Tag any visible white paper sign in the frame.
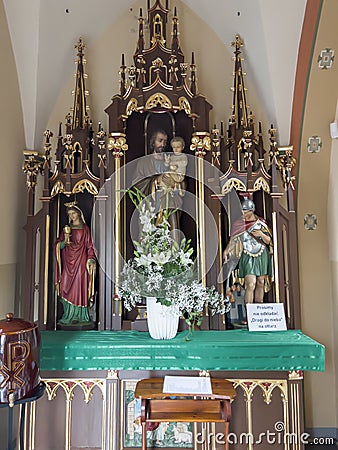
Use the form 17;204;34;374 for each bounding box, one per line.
163;376;212;395
246;303;287;331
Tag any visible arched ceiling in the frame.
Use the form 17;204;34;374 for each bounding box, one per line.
3;0;306;149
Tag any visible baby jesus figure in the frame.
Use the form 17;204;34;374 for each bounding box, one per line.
160;136;187;196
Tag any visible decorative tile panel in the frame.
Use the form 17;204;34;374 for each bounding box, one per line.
304;214;317;231
318;48;334;69
307;136;322;153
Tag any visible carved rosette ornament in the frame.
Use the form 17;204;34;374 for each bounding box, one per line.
107;133;128;158
190;132;211;157
23;151;45;191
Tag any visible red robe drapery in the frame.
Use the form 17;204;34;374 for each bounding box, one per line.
230;215;268;238
55;225;96;307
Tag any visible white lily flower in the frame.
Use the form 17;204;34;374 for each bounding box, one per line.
151;251;171;265
120;191;230;327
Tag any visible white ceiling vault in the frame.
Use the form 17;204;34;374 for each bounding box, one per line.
3;0;306;150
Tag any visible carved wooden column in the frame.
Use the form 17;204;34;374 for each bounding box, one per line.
190;132;211;285
22;151;45;321
23;152;44;216
107;133;128;329
288;370;305;450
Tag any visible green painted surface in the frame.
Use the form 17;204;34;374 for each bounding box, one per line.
40;329;325;372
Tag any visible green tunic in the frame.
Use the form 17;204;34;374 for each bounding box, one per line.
238;245;272;277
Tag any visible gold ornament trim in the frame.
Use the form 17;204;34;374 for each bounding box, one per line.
190;133;211;156
107;134;128;158
230;379;287;404
44;378;105;403
126;98;138;116
73;179;98;195
43;378;107;450
23;151;44;191
221;178;246;194
288;370;303;380
253;176;270;193
114;157;122;303
107;370;119;379
51;180;65;197
146;93;172;110
178;96;191;115
230;379;288;450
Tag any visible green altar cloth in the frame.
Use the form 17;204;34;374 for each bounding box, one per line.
40;329;324;372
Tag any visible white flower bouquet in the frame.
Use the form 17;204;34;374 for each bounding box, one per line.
120;189;230;333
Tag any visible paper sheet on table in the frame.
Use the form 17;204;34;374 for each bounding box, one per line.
163;376;212;395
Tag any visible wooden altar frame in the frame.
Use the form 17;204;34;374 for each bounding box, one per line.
22;1;300;334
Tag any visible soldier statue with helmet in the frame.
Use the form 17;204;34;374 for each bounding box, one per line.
223;197;273;304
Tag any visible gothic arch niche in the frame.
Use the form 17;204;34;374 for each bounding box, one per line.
124;110;195;239
47;191;98;330
104;1;212;330
119;109;198;329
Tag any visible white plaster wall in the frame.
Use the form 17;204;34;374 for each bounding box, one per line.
0;0;26;318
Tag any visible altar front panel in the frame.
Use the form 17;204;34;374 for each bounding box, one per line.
30;370;304;450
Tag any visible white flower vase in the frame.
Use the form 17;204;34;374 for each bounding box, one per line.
146;297;179;340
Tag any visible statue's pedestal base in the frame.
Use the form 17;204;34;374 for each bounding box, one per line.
131;319;148;332
57;321;95;331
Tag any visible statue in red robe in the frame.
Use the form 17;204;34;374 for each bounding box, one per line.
55;204;96;327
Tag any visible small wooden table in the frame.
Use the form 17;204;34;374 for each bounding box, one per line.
135;377;236;450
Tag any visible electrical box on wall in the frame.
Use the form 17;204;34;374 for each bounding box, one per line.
330;121;338;138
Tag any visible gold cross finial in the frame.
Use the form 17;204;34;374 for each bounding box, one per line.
75;37;85;56
231;34;244;50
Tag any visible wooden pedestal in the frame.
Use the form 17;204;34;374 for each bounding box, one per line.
135;378;236;450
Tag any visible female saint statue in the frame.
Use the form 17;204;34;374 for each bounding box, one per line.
54;203;96;328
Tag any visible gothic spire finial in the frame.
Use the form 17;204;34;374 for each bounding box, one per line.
230;34;249;129
71;37;90;130
148;0;168;46
135;8;145;54
190;52;197;95
119;53;127;96
171;7;181;54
